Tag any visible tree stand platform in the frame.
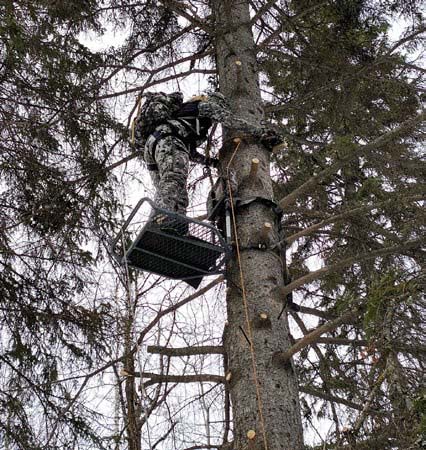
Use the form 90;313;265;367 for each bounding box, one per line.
111;198;229;288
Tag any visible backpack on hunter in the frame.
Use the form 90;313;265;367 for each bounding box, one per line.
132;92;184;144
131;92;216;146
131;93;219;173
176;96;213;143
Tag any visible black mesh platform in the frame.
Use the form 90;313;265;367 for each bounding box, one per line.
111;198;229;288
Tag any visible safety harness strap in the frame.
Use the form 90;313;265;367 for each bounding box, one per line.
236;196;283;219
147;125;204;172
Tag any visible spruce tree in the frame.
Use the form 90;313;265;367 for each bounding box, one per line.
1;1;424;449
1;1;123;447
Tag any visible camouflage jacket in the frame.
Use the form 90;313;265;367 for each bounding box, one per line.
134;92;280;160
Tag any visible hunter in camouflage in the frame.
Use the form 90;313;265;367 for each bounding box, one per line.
134;92;280;216
144;120;191;215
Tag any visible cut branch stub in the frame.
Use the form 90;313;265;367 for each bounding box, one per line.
252;312;272;329
249;158;260;178
241;157;262;189
259;222;272;243
247;430;256;440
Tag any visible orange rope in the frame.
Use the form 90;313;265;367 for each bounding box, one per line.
130;96;143;145
226;140;269;450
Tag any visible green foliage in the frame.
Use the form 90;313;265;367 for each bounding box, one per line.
0;1;124;448
414;392;426;433
267;0;424;290
264;1;424;447
0;0;424;448
363;271;417;338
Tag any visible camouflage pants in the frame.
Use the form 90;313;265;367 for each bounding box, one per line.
144;132;190;215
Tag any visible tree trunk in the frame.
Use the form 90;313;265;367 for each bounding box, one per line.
212;1;304;449
124;301;142;450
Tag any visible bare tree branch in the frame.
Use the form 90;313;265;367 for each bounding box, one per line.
147;345;224;356
311;337;426;355
44;276;224;443
122;370;224;387
299;386;387;416
352;367;388;433
97;68;216;100
387;26;426;56
291;313;343;437
278;239;423;298
285;194;424;245
276;308;359;362
298;305;337;320
159;0;212;33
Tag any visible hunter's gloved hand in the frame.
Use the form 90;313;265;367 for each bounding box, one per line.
207;92;230;109
205;157;220;168
260;128;284;150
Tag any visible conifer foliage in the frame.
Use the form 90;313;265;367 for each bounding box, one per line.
1;1;122;447
0;0;424;449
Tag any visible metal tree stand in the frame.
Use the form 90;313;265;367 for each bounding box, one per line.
111;198;230;288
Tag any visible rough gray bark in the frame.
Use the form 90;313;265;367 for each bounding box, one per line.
212;1;304;449
124;304;142;450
